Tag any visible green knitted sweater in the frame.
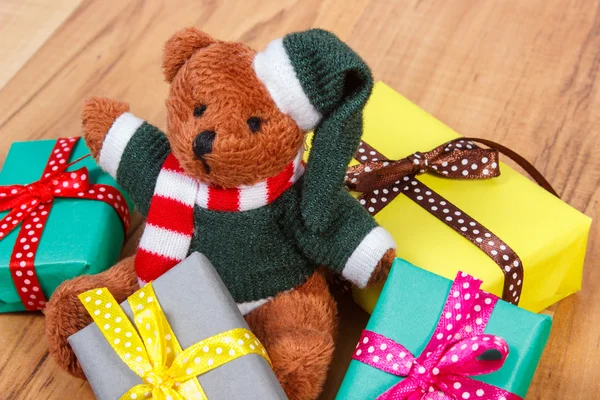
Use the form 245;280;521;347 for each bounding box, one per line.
115;124;383;303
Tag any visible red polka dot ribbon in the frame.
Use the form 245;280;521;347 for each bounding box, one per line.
353;271;522;400
345;138;551;305
0;137;130;311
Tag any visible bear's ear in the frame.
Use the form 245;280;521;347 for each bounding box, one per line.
162;28;217;83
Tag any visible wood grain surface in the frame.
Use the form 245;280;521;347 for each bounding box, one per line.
0;0;598;399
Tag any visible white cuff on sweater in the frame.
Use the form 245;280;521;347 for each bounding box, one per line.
342;227;396;288
237;297;272;316
98;112;144;178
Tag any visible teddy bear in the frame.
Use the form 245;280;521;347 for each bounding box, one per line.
45;27;396;399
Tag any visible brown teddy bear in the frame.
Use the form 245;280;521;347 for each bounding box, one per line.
45;28;396;399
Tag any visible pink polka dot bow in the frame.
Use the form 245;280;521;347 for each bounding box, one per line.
353;272;522;400
0;137;130;311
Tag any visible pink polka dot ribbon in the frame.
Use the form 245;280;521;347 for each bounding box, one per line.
352;271;522;400
345;138;528;305
0;137;130;311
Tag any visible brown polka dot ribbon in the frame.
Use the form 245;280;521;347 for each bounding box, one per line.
345;138;545;305
348;139;501;193
0;137;130;311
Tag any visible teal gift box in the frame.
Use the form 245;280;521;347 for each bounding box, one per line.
336;259;552;399
0;139;132;313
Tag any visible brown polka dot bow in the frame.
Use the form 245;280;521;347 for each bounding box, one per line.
347;139;500;193
345;138;557;306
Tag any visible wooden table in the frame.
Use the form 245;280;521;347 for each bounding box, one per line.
0;0;598;399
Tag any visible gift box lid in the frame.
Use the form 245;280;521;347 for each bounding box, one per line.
68;252;287;400
0;139;132;312
337;258;552;399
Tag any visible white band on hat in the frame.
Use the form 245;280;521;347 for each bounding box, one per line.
253;38;322;131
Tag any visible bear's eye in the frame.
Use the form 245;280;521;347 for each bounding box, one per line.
247;117;261;133
194;105;207;118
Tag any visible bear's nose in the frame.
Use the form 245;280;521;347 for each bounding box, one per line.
193;131;216;159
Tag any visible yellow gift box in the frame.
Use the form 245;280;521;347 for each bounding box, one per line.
337;82;590;313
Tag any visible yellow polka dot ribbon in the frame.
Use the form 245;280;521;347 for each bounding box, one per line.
79;284;271;400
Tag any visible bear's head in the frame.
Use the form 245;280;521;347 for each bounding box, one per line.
163;28;305;188
162;28;373;229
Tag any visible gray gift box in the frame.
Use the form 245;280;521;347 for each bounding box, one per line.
68;252;288;400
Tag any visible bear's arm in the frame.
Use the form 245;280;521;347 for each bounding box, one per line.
292;189;396;288
82;97;171;216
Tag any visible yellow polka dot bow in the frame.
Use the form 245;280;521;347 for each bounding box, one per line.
79;284;271;400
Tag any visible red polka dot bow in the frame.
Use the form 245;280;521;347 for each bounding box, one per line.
346;138;500;193
353;272;522;400
0;137;130;311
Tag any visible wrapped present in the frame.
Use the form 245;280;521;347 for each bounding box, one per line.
68;252;287;400
0;137;131;312
336;258;552;399
347;82;591;313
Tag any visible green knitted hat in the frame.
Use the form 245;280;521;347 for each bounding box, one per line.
253;29;374;232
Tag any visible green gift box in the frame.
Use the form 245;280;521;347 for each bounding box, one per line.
0;138;132;313
336;258;552;399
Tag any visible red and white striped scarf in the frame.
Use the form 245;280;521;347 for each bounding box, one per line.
135;149;305;284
